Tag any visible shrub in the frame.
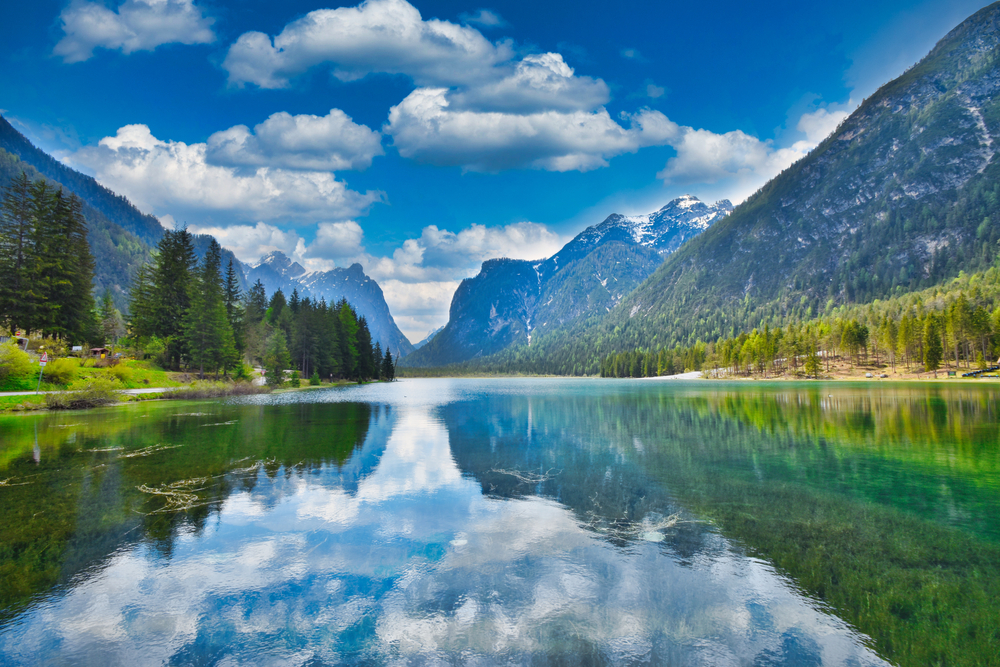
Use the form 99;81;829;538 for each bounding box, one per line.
43;358;78;385
289;371;301;388
0;342;33;383
233;363;255;382
45;376;122;410
310;371;321;386
107;364;132;383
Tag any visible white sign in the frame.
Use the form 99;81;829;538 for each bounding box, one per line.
72;346;82;352
39;352;48;366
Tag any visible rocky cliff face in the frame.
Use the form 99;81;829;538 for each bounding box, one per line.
403;196;730;367
247;251;414;357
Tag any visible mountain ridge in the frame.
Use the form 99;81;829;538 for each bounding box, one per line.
246;251;415;357
403;196;731;367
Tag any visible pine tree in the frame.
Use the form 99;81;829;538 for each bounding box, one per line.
0;172;36;335
58;193;97;342
382;348;394;381
100;289;125;350
264;330;290;386
223;259;244;354
356;316;373;379
153;228;197;367
924;313;943;374
338;299;359;379
127;263;157;341
184;239;236;378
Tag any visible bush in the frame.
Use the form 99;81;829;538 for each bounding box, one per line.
45;376;122;410
0;342;33;383
171;381;271;399
233;363;255;382
43;358;78;385
310;371;321;386
289;371;301;388
107;364;132;383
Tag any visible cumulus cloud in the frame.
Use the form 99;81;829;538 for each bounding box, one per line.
447;53;609;114
458;8;507;28
654;103;856;199
379;280;461;341
195;217;567;339
68;124;382;226
187;222;303;261
54;0;215;63
386;91;676;172
222;0;510;89
369;221;567;282
796;106;850;143
304;221;367;260
206;109;383;172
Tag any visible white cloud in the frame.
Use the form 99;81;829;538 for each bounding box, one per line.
646;83;666;99
206;109;383;172
656;128;811;185
379;280;461;342
654;103;857;202
447;53;609;113
796;106;850;143
304;221;367;260
196;217;568;340
187;222;303;262
222;0;510;89
458;8;507;28
54;0;215;63
386;91;676;172
68;124;383;226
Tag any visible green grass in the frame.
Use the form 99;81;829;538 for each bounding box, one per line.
0;395;46;412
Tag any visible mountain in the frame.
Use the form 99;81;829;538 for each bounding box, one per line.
247;251;414;357
0;116;247;305
413;326;444;350
467;1;1000;375
403;196;731;367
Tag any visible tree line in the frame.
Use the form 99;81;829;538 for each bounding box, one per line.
127;227;395;382
0;172;96;341
600;267;1000;378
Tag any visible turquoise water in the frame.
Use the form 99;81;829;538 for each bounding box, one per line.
1;378;999;665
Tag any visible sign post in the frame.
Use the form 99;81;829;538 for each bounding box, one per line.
36;352;48;394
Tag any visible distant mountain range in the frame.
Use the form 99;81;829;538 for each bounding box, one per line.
247;251;415;357
402;196;732;367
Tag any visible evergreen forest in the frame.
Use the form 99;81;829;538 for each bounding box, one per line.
127;228;397;383
0;172;96;342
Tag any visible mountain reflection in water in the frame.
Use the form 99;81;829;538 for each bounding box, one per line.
3;378;998;665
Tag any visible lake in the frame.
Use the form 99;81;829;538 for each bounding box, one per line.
1;378;998;666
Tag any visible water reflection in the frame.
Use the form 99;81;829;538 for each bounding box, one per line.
3;379;999;665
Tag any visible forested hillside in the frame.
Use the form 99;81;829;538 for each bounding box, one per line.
447;1;1000;375
0;147;150;306
0;117;246;307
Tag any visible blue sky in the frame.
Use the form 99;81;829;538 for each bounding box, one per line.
0;0;988;340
